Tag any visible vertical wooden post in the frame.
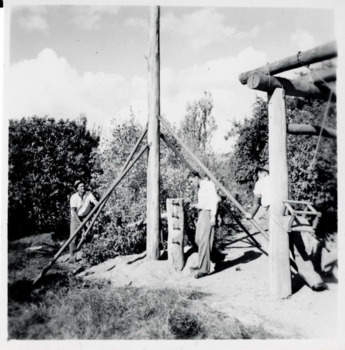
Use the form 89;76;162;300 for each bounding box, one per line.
146;6;160;260
268;88;292;298
167;199;185;270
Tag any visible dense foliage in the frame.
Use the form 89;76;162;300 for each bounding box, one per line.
81;93;227;263
8;116;101;240
227;94;337;232
81;226;146;266
8;83;337;262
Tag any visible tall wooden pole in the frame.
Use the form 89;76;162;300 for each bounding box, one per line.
268;88;292;298
146;6;160;260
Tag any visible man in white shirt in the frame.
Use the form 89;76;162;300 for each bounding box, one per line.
69;179;98;263
188;171;221;279
245;164;327;292
245;164;271;229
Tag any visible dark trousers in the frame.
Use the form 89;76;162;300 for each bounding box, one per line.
255;206;323;287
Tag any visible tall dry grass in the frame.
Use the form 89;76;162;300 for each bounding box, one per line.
8;238;275;339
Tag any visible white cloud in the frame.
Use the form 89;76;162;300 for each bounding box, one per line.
290;29;315;52
7;46;267;154
125;17;147;30
72;6;120;30
17;7;49;32
162;8;260;50
6;48;146;132
160;46;268;152
234;25;261;40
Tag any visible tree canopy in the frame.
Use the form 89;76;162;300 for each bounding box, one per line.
8;116;101;239
227;94;337;232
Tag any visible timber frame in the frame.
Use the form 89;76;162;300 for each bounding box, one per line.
239;41;337;298
33;9;337;299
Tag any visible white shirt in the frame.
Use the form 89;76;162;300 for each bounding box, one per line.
70;191;98;217
196;179;221;218
253;175;271;208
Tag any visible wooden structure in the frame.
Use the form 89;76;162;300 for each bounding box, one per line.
239;41;337;298
146;6;161;261
283;200;321;234
33;11;336;297
238;41;337;85
166;198;185;270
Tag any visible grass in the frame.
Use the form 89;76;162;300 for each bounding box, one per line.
8;235;275;340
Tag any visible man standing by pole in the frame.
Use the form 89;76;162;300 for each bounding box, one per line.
188;171;220;279
245;165;327;292
69;180;98;263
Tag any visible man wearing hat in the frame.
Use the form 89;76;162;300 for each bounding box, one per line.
69;180;98;263
245;164;327;292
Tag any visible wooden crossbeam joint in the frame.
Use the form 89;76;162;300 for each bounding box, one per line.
283;200;321;233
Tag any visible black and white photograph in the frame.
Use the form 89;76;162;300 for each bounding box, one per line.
1;0;344;349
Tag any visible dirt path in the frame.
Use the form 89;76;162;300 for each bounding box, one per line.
71;234;338;339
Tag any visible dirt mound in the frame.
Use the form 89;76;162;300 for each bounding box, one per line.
77;252;191;288
68;237;338;339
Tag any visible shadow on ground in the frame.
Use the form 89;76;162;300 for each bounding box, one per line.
210;250;262;275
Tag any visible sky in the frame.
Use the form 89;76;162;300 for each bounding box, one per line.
5;4;337;153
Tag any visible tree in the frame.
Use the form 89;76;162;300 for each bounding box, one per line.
85;96;223;261
8;116;101;240
227;92;337;233
179;91;217;153
93;113;147;226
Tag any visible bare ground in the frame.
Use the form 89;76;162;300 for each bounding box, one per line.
62;232;339;339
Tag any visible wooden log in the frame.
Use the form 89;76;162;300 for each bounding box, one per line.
323;82;336;96
76;126;148;250
247;72;334;101
305;67;336;84
160;122;306;279
167;198;185;270
32;144;149;286
268;88;292;298
146;6;161;261
239;41;337;84
160;133;193;171
160;132;266;251
159;116;268;240
228;232;261;246
287;124;336;139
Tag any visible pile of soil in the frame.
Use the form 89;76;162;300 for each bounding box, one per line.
65;232;338;339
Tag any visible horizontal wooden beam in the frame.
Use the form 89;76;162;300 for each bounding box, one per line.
322;82;336;96
306;67;336;84
247;72;334;101
287;124;336;139
239;41;337;85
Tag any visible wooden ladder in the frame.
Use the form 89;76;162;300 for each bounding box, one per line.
283;200;322;233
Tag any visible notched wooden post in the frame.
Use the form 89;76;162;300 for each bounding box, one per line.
167;198;185;271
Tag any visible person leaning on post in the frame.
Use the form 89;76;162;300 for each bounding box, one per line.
245;164;328;292
69;179;98;263
187;170;221;279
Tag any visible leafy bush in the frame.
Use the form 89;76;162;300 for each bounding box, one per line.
8;116;101;240
91;94;225;254
227;92;337;233
82;226;146;266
